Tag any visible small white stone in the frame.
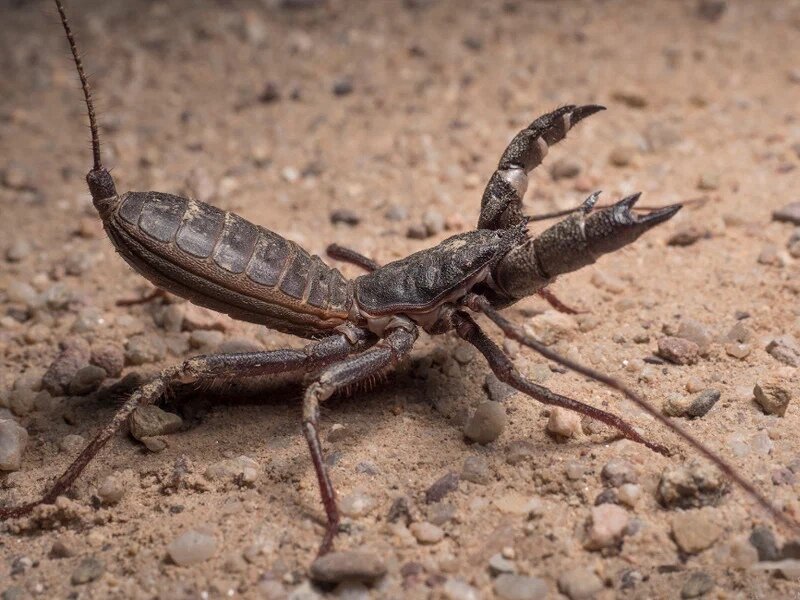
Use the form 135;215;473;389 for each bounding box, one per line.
339;491;376;517
97;474;126;505
410;521;444;544
0;419;28;471
617;483;641;507
547;407;583;438
167;529;217;566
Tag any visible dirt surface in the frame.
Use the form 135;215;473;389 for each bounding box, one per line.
2;0;800;598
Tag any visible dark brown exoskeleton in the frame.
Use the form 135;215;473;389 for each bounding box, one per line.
4;0;798;556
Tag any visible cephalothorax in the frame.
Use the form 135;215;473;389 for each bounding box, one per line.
3;0;797;559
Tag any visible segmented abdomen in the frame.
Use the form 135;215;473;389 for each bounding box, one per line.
105;191;352;337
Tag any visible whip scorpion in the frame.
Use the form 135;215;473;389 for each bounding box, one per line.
2;0;798;558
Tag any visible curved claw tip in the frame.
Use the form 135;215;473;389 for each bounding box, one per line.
618;192;643;210
572;104;606;124
582;191;602;211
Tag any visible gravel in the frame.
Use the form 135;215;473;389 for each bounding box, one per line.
753;377;792;416
410;521;444;544
671;508;722;554
664;389;721;418
658;461;727;508
668;225;708;247
339;490;376;517
309;550;386;583
90;342;125;378
766;335;800;367
96;474;126;504
70;556;105;585
676;319;713;354
68;365;107;396
205;455;260;485
601;458;639;487
167;529;217;566
42;336;91;396
749;525;780;561
657;336;700;365
330;208;360;226
461;455;491;484
493;574;548;600
773;201;800;225
557;567;604;600
681;571;715;598
0;419;28;470
129;405;183;440
125;334;167;366
425;471;460;503
546;407;583;438
584;503;629;550
463;401;506;444
550;158;581;180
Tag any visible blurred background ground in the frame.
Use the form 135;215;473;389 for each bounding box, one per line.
1;0;800;598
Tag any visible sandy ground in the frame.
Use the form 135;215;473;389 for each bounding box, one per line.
2;0;800;598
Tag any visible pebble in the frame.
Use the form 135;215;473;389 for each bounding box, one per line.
407;223;429;239
613;89;648;108
773;202;800;225
442;578;480;600
0;419;28;470
677;319;713;354
184;167;216;203
426;471;460;503
618;483;641;507
309;550;386;583
696;0;726;21
696;173;719;191
70;556;105;585
547;407;582;438
766;335;800;367
505;440;535;465
181;304;228;331
601;459;639;487
9;389;35;416
464;401;506;444
167;529;217;566
494;493;543;517
97;474;126;504
5;239;32;262
657;336;700;365
410;521;444;544
485;373;517;402
125;334;166;366
671;508;722;554
668;225;708;247
724;342;750;359
330;209;360;226
205;455;260;485
749;525;779;561
90;342;125;378
339;491;376;517
585;504;629;549
6;281;38;306
428;502;456;526
493;574;548;600
557;567;604;600
59;434;86;453
422;209;445;236
50;540;76;559
757;244;784;266
332;78;354;96
681;571;714;598
189;329;224;350
664;389;720;418
384;204;408;221
68;365;107;396
129;405;183;441
753;377;791;416
658;462;726;508
608;146;634;167
550;158;581;180
461;455;491;484
488;553;516;575
42;336;91;396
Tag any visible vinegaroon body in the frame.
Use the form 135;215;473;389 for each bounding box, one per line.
3;0;798;560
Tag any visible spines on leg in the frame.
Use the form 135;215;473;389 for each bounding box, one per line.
478;105;605;231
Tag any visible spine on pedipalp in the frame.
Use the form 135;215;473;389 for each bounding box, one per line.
99;191;352;336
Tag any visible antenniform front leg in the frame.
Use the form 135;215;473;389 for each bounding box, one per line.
478;105;605;231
